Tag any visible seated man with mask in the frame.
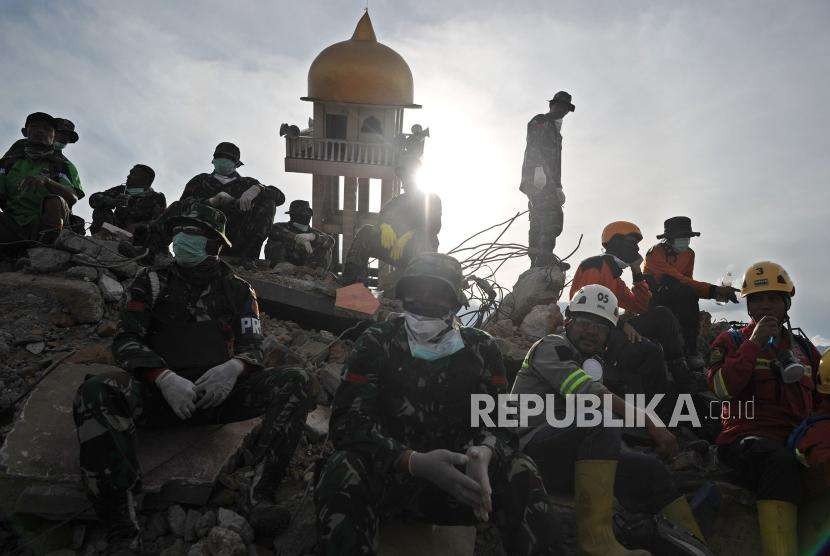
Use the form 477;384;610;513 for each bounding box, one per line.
315;253;563;554
571;221;691;396
88;164;166;236
0;112;83;250
73;202;315;553
512;284;707;555
264;200;334;271
178;142;285;267
644;216;738;372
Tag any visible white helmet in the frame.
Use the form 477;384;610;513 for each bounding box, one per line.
567;284;619;326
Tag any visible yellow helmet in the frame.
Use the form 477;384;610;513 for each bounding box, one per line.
819;352;830;395
740;261;795;298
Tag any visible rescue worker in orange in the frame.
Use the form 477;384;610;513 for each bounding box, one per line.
570;221;691;397
644;216;738;371
707;261;820;555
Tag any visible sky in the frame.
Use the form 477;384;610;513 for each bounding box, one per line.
2;0;829;343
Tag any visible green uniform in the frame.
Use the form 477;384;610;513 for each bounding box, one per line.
0;152;82;227
314;317;562;554
88;185;166;234
264;221;334;270
73;261;315;508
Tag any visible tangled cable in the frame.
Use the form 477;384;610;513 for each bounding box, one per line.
448;210;583;327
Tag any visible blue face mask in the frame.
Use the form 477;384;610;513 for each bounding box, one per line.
171;232;209;266
409;334;466;361
672;237;691;251
126;188;145;196
212;157;236;176
53;141;66;151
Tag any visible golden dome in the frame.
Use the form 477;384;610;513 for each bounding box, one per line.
305;12;419;108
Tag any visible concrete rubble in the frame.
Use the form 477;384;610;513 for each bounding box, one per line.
0;240;766;554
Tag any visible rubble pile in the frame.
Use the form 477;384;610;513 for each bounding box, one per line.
0;239;768;555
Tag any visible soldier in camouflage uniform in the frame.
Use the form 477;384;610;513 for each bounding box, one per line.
88;164;166;235
520;91;573;268
315;253;563;555
340;165;441;286
512;284;706;554
178;142;285;266
264;200;334;270
73;203;314;552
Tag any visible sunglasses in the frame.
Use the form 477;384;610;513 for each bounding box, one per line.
571;316;612;333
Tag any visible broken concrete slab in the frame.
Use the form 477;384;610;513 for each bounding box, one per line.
498;266;565;325
0;363;261;519
247;276;374;333
64;266;99;281
56;230;139;279
27;247;72;273
98;274;124;303
335;283;380;316
0;272;103;324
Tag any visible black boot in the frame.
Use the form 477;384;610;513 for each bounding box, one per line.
96;490;140;555
339;262;365;286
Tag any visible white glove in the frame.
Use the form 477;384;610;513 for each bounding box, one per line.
410;449;484;509
194;358;245;409
208;191;235;207
238;184;262;212
155;370;197;420
294;232;316;254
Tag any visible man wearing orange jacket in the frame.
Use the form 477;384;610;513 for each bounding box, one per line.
570;221;691;396
644;216;738;370
707;261;820;555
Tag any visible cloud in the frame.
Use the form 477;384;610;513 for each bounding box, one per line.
2;0;829;340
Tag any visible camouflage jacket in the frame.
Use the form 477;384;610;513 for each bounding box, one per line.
113;261;264;380
331;317;513;477
264;221;334;269
89;185;166;227
181;172;285;207
519;113;562;194
379;190;442;237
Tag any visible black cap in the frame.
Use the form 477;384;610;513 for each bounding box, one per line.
549;91;575;112
286;199;312;215
213;142;243;166
23;112;58;130
54;118;79;143
657;216;701;239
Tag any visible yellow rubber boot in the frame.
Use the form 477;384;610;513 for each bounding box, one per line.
756;500;798;556
660;496;706;543
574;460;651;556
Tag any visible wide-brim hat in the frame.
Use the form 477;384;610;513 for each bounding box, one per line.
657;216;701;239
169;202;233;248
286;200;312;215
549;91;575;112
54;118;79;143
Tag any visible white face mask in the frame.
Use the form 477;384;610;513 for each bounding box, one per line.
610;255;629;269
554;118;563;132
672;237;691;251
402;311;465;361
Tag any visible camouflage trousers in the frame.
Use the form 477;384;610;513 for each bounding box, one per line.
342;225;438;284
222;195;278;260
314;450;562;555
526;187;564;267
72;367;313;508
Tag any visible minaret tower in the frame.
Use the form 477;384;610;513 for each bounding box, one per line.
283;11;423;267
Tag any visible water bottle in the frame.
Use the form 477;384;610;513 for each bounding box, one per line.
715;269;734;306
